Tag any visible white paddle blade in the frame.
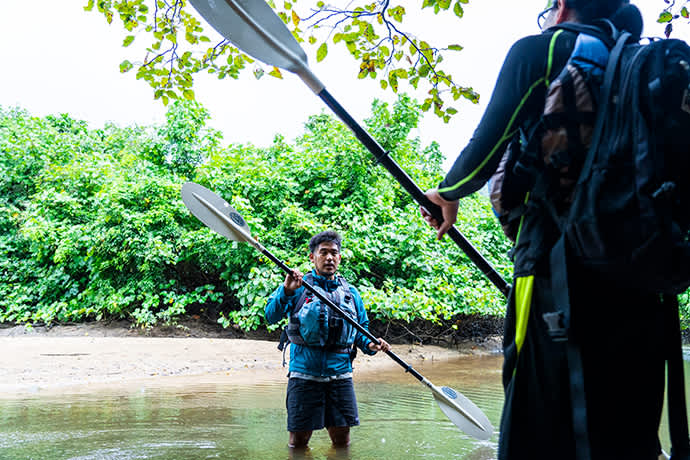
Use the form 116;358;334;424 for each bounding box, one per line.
432;385;493;440
188;0;324;93
188;0;309;71
181;182;252;243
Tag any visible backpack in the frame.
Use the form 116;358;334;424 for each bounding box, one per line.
552;26;690;294
490;22;690;293
277;273;358;356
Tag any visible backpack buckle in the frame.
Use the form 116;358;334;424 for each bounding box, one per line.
543;312;568;342
652;181;677;201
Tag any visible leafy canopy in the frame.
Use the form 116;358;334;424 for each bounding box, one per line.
85;0;478;122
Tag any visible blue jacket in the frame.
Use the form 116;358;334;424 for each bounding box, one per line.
265;270;376;377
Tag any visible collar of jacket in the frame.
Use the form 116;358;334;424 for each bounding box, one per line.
310;269;341;291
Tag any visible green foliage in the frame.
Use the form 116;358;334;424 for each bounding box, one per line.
84;0;478;122
0;96;514;330
147;99;221;177
656;0;690;37
84;1;690;120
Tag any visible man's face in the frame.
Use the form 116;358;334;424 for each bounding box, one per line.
309;241;341;279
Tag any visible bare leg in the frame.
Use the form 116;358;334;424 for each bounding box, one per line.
289;430;313;449
326;426;350;447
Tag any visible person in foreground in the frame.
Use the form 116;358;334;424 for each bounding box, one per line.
421;1;675;459
265;230;390;449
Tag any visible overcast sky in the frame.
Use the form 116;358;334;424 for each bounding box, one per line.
1;1;683;169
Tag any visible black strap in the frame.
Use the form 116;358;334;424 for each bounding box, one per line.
554;21;618;48
574;31;630;189
549;235;591;460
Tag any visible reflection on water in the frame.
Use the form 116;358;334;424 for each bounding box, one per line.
0;354;504;460
0;350;686;459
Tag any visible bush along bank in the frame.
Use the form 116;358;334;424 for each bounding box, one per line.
6;97;663;335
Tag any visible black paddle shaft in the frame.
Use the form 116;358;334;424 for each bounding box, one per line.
258;244;426;382
318;89;511;297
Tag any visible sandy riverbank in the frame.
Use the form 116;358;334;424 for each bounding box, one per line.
0;322;502;397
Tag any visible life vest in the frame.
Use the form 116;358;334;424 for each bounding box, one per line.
284;273;358;353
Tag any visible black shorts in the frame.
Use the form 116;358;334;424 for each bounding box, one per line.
286;377;360;432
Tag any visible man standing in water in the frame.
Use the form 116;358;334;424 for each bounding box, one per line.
421;1;680;459
265;230;390;449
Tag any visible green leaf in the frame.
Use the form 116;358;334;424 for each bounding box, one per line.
658;11;673;23
393;68;408;79
123;35;135;47
682;7;689;19
388;73;399;92
447;44;463;52
119;60;133;73
316;42;328;62
453;1;464;18
83;0;94;11
388;6;405;22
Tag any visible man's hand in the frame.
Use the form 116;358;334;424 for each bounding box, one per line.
283;269;303;296
368;338;391;353
420;189;459;240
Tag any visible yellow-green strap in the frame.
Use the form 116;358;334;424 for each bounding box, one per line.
545;29;563;86
514;275;535;354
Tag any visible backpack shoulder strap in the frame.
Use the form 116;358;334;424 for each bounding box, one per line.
574;30;630;190
336;275;351;294
336;275;355;305
553;21;618;48
293;272;315;314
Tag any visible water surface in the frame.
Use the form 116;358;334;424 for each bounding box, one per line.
1;350;687;459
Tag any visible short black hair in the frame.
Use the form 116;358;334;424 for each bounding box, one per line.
564;0;642;39
309;230;342;253
565;0;624;23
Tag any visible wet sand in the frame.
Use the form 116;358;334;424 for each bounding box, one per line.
0;325;502;396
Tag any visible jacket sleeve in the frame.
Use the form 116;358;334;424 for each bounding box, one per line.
351;286;376;355
438;32;563;200
265;285;303;325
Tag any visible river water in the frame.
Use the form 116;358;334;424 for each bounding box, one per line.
0;351;686;459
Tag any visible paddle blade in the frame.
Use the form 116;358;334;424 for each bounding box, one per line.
433;385;493;440
181;182;252;243
188;0;307;74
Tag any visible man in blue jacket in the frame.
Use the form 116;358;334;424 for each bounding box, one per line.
265;230;390;449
